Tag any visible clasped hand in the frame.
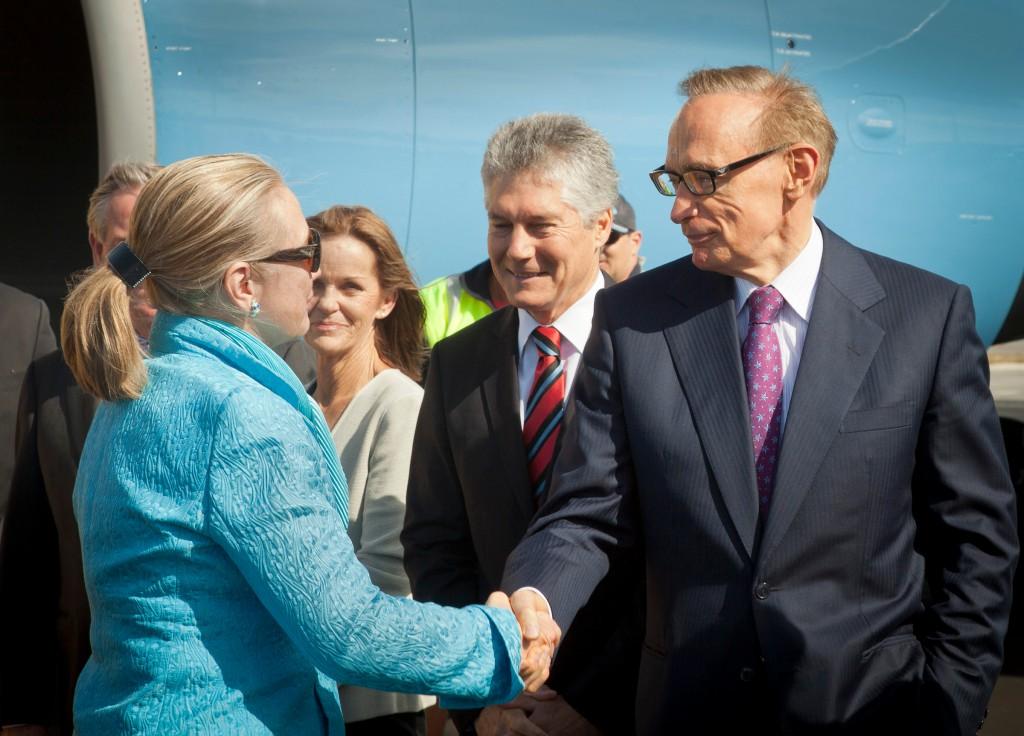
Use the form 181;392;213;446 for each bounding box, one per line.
486;589;560;692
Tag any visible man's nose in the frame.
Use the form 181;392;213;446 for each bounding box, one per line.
670;189;699;224
506;226;536;259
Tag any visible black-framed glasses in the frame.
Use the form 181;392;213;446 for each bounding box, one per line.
649;144;791;197
254;228;321;272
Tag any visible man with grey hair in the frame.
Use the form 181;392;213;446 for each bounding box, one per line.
404;113;640;736
85;162;161;344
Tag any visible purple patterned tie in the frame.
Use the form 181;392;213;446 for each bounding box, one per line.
742;285;785;511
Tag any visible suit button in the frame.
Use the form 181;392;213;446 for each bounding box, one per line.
754;581;770;600
739;666;756;682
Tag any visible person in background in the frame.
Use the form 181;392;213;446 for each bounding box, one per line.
60;153;541;735
0;161;157;736
599;194;644;283
420;261;507;348
404;113;640;736
83;162;162;348
305;205;434;736
0;283;56;533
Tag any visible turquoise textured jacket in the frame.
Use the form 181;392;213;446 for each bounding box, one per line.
72;314;522;734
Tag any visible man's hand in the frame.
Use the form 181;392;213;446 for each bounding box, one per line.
509;588;560;692
475;693;552;736
523;688;602;736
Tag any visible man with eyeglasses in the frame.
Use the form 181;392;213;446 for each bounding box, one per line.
502;65;1016;734
599;194;644;284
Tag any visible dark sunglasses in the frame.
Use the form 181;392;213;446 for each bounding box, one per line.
254;228;321;272
605;229;630;246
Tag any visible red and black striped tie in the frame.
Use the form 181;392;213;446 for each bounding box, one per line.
523;326;565;499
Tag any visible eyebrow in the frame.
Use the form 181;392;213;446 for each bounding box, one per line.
668;158;717;172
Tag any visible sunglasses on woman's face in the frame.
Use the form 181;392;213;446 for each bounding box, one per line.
254;228;321;273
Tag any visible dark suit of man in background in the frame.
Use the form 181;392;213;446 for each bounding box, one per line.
503;65;1017;735
0;162;160;736
403;113;640;736
0;283;57;532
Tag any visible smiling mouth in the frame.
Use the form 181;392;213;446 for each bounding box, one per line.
507;269;547;281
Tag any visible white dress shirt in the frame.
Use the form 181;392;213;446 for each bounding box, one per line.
516;272;604;426
733;220;824;430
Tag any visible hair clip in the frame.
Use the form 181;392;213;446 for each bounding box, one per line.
107;242;151;288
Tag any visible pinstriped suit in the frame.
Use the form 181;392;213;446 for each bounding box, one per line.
503;222;1018;735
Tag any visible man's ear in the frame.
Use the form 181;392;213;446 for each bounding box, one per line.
593;207;613;250
785;144;820;200
88;232;104;267
222;261;257;313
629;230;643;257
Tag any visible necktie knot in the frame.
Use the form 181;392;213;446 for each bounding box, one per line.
532;325;562;357
748;285;785;325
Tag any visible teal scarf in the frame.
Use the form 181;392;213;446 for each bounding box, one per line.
162;314;349;528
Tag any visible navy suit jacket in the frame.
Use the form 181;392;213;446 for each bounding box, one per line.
503;223;1017;735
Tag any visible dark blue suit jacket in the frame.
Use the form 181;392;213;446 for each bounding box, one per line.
503;223;1017;735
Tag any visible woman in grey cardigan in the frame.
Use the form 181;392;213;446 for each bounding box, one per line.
305;205;432;736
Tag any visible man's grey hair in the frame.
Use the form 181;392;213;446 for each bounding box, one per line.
481;113;618;224
86;161;162;239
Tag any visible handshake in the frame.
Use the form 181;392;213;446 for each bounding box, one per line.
482;590;600;735
486;589;560;691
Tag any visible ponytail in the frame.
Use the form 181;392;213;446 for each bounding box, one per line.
62;267;146;401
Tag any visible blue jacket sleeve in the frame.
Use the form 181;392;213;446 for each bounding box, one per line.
204;388;523;706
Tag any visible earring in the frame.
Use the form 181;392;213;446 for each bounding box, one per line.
249;300;261;317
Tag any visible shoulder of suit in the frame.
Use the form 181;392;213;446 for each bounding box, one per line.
826;229;960;298
0;281;47;312
431;304;515;358
598;257;695;305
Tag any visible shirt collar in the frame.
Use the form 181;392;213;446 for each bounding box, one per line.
733;219;823;322
518;271;604;358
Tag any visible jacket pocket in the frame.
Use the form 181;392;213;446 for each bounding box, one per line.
861;630;920;661
840;402;914;433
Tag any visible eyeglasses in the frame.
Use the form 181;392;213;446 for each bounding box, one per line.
649;144;790;197
254;228;321;272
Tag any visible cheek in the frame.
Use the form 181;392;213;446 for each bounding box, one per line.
487;236;507;261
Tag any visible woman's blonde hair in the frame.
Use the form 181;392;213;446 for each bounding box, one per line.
63;153;285;401
306;205;426;382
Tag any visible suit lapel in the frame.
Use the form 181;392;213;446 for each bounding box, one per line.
479;308;537;523
663;265;759;559
760;226;886;558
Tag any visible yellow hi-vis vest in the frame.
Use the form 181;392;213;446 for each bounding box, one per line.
420;261;495;347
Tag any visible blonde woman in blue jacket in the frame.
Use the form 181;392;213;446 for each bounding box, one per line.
60;154;547;735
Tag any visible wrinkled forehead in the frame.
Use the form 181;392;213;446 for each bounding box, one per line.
667;93;765;167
